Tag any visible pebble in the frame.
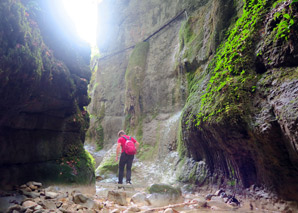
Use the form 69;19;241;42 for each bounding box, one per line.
22;200;37;208
45;191;59;199
1;181;295;212
164;208;174;213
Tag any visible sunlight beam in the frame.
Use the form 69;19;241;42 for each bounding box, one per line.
62;0;99;46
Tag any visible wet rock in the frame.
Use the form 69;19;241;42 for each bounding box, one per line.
146;184;183;206
20;184;27;189
73;193;88;204
226;195;240;206
205;194;215;200
96;175;103;181
34;204;43;210
107;190;127;206
43;200;57;210
22;200;38;208
146;192;183;207
131;192;150;206
20;190;40;199
191;198;208;208
72;192;101;209
45;191;59;199
6;204;25;213
0;194;26;212
215;189;224;196
34;210;46;213
26;181;42;191
164;208;174;213
125;206;141;212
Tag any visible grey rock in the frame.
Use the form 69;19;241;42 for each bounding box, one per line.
43;200;57;210
107;190;127;206
72;193;100;209
164;208;174;213
131;192;150;206
22;200;37;209
20;190;40;199
6;204;25;213
146;184;183;207
125;206;141;212
0;195;26;212
45;191;59;199
73;193;88;204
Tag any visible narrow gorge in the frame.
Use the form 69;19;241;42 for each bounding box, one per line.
0;0;298;212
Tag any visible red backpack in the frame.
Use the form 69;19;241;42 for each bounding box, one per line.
122;136;136;155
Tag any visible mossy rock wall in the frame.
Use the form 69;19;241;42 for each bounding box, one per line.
178;0;298;200
0;0;93;188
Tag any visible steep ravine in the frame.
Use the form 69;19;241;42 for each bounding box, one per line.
88;0;298;206
0;0;94;188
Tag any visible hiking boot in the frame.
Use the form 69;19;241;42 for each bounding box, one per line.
118;182;123;189
126;181;132;185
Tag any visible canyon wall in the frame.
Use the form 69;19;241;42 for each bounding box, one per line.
0;0;94;188
89;0;298;200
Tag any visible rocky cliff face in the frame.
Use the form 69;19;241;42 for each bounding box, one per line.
89;0;298;200
0;0;94;188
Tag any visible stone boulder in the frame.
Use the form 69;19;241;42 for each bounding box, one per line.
72;192;100;209
131;192;150;206
146;184;183;207
107;190;127;206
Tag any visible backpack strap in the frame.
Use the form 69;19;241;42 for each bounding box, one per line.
122;136;128;140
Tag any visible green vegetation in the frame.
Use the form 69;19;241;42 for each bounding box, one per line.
177;119;187;158
94;103;105;150
179;15;204;63
96;153;118;175
147;183;181;195
124;41;149;130
272;0;297;41
180;0;296;126
194;0;270;125
58;144;95;184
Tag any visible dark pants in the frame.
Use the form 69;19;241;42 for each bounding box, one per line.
118;152;134;184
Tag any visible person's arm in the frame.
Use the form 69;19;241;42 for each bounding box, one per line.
116;143;121;161
135;141;139;151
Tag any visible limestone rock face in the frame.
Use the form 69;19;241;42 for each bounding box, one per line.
0;0;93;188
89;0;298;201
88;0;232;167
178;0;298;201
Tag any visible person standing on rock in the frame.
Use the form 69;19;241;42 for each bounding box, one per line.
116;130;139;185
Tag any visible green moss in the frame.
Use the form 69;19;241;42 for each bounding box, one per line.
188;163;197;183
95;124;104;151
271;1;297;41
179;18;204;62
84;150;96;170
191;0;282;126
125;41;149;129
56;144;95;184
96;153;118;175
177;119;187;158
147;183;181;195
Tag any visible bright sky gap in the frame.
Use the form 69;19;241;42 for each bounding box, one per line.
62;0;99;46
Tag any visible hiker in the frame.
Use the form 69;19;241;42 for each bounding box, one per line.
115;130;139;184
